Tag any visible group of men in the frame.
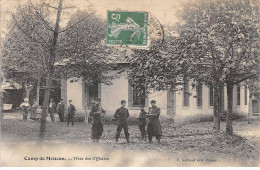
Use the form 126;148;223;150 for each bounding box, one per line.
20;98;76;126
48;99;76;126
90;98;162;144
21;97;162;144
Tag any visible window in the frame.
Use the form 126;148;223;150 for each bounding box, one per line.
244;86;248;105
132;88;146;107
183;80;189;107
237;86;241;105
197;84;203;107
128;81;148;107
209;86;214;106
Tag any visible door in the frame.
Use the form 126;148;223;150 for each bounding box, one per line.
87;82;99;109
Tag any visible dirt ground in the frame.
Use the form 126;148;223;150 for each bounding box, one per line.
1;112;260;167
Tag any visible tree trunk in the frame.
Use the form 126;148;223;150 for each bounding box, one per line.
39;0;63;142
84;104;88;124
36;78;40;105
212;86;220;143
39;72;54;141
213;86;220;131
226;83;233;135
0;37;3;166
218;85;224;127
248;92;253;124
25;87;30;99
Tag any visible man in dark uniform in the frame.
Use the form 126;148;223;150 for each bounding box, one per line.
49;98;56;122
138;105;147;140
114;100;130;143
90;98;106;143
146;100;162;143
57;99;65;122
67;100;76;126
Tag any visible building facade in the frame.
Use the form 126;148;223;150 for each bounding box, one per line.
60;66;253;119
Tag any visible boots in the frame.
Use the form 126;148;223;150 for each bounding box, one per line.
126;138;130;143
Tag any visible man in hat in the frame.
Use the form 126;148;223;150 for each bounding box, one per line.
146;100;162;143
57;99;65;122
49;98;56;122
90;98;106;143
67;100;76;126
114;100;130;143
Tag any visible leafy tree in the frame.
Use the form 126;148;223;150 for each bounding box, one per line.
57;10;119;85
126;31;186;102
56;10;121;123
2;13;49;100
175;0;260;135
1;0;74;141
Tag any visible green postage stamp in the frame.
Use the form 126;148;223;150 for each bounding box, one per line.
106;11;149;47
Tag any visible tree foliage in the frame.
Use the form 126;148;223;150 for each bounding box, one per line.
1;1;52;98
57;10;120;85
175;0;260;134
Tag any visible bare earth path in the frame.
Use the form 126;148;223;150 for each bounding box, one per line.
1;112;260;166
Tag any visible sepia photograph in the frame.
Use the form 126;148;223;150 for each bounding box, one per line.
0;0;260;167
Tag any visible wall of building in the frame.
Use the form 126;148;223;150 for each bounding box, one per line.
101;71;129;115
65;71;250;118
67;77;83;112
174;84;213;119
100;70;168;116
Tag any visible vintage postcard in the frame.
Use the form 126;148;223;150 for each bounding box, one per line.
0;0;260;167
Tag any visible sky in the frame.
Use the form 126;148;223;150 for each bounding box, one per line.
0;0;191;38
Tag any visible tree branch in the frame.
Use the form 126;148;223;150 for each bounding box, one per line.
17;9;51;48
40;0;58;10
234;73;259;84
12;14;49;49
29;0;55;32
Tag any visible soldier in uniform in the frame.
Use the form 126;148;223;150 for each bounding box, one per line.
49;98;56;122
114;100;130;143
90;98;106;143
146;100;162;143
57;99;65;122
67;100;76;126
138;105;147;140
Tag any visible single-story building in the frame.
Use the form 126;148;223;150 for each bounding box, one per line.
59;63;252;119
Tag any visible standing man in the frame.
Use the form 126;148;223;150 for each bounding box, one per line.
20;98;30;121
146;100;162;143
67;100;76;126
49;98;56;122
30;99;38;121
138;105;147;140
114;100;130;143
90;98;106;143
57;99;65;122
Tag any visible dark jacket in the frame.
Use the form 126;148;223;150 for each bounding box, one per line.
68;104;76;114
138;110;147;126
114;107;129;125
57;102;65;113
90;104;106;124
146;106;162;136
